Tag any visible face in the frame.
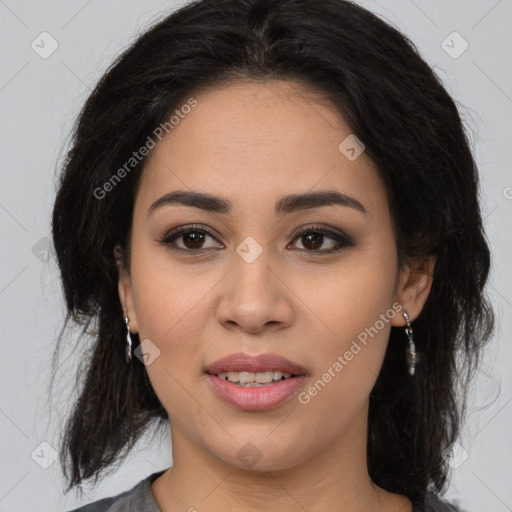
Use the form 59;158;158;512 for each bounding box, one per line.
117;79;433;472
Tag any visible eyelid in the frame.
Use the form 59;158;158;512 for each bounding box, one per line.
288;223;351;243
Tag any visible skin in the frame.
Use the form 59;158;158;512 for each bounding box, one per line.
116;79;434;512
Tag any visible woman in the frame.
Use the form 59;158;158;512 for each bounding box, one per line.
51;0;495;511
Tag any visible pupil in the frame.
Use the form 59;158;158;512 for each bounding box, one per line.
184;232;204;249
303;233;322;250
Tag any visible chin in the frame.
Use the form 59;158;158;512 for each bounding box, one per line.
208;434;310;473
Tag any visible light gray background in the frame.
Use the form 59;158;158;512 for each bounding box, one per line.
0;1;511;511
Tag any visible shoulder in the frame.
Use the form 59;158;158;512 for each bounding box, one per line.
66;470;166;512
420;490;466;512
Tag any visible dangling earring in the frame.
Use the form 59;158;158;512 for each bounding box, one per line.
124;313;132;365
403;311;419;376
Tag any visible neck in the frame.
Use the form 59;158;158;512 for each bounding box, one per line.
151;407;412;512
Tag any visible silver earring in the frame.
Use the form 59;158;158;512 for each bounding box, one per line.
403;311;419;376
124;315;132;364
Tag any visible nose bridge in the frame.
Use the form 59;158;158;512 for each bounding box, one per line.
232;234;277;301
216;233;293;332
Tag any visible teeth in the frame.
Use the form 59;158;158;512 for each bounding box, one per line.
216;370;293;384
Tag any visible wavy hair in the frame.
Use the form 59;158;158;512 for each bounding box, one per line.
50;0;495;506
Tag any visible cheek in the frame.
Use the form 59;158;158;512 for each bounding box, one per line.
130;226;216;325
306;237;398;347
128;258;212;416
298;236;398;405
128;241;215;380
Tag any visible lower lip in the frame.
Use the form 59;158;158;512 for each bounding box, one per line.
206;374;307;411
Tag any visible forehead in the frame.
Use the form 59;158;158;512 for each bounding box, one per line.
136;79;387;220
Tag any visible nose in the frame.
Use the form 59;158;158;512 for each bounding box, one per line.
215;247;294;336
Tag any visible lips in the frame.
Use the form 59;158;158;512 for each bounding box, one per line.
204;352;308;376
207;373;308;411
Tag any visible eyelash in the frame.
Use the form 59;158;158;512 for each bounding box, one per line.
158;223;354;256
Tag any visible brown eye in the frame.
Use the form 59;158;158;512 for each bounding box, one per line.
288;225;354;255
159;223;354;256
159;224;222;253
179;231;207;250
299;232;331;251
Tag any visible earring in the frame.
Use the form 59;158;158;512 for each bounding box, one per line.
124;314;132;364
403;311;419;376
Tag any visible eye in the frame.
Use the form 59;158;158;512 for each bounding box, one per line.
158;224;222;254
158;223;354;256
288;225;354;255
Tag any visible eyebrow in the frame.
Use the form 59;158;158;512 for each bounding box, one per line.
147;189;368;217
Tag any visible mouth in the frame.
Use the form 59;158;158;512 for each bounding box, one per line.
204;352;308;410
204;351;308;379
211;370;299;387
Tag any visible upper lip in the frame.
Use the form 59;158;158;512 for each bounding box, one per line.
204;352;308;376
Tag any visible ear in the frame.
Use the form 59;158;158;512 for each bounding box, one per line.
391;255;436;327
114;244;139;333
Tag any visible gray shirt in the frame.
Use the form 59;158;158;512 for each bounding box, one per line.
67;469;465;512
